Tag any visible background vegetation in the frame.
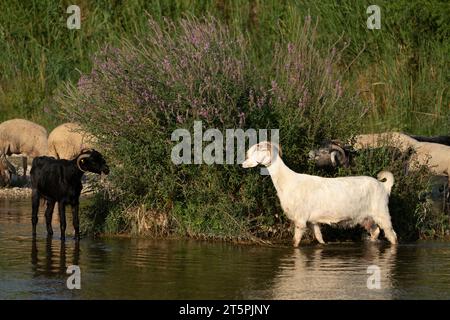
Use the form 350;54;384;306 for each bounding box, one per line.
1;0;449;242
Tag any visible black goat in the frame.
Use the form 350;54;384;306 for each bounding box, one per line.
409;134;450;146
30;149;109;240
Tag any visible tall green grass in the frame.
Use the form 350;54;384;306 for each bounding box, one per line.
1;0;448;131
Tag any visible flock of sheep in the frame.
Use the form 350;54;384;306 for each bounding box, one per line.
0;119;96;186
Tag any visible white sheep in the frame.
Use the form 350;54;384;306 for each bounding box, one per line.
353;132;418;152
48;123;97;160
353;132;450;182
242;141;397;246
0;119;48;176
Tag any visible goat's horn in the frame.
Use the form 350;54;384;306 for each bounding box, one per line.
330;144;349;167
80;148;94;154
330;143;345;154
76;152;91;172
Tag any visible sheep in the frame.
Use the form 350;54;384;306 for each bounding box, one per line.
242;141;397;246
408;134;450;146
30;149;109;240
0;155;16;187
308;141;353;169
308;140;411;171
0;119;48;176
352;132;418;152
48;123;98;160
352;132;450;183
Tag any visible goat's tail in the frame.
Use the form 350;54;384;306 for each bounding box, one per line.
377;171;394;195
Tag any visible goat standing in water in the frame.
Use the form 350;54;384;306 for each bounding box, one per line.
242;141;397;246
30;149;109;240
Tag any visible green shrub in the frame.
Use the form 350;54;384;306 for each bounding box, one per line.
58;15;443;242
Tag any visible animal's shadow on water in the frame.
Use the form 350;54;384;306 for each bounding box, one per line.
31;237;79;277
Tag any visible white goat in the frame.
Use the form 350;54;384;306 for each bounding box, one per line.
242;141;397;246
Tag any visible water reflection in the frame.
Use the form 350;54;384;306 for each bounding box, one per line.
270;243;398;299
2;199;450;299
31;237;80;277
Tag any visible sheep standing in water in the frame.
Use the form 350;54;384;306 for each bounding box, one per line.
242;141;397;246
48;123;97;160
0;119;48;176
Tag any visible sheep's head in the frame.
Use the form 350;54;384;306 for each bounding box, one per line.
76;149;110;175
308;141;350;168
242;141;281;168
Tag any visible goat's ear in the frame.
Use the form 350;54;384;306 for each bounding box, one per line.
256;141;271;152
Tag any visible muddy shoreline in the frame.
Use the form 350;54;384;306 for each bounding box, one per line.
0;187;32;199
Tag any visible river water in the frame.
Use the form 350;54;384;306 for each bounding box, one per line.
1;199;450;299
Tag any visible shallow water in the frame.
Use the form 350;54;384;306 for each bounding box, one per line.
1;199;450;299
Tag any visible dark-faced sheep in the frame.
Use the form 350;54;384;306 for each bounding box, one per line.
30;149;109;240
0;119;48;176
308;140;410;171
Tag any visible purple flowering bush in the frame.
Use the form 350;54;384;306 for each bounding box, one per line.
60;16;428;241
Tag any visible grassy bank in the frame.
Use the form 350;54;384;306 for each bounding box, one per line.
1;0;449;241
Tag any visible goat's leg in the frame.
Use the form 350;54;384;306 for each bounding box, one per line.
362;218;380;241
45;200;56;237
293;222;307;247
369;225;380;241
312;223;325;244
72;202;80;241
22;156;27;177
31;189;40;237
58;202;67;241
374;215;397;244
